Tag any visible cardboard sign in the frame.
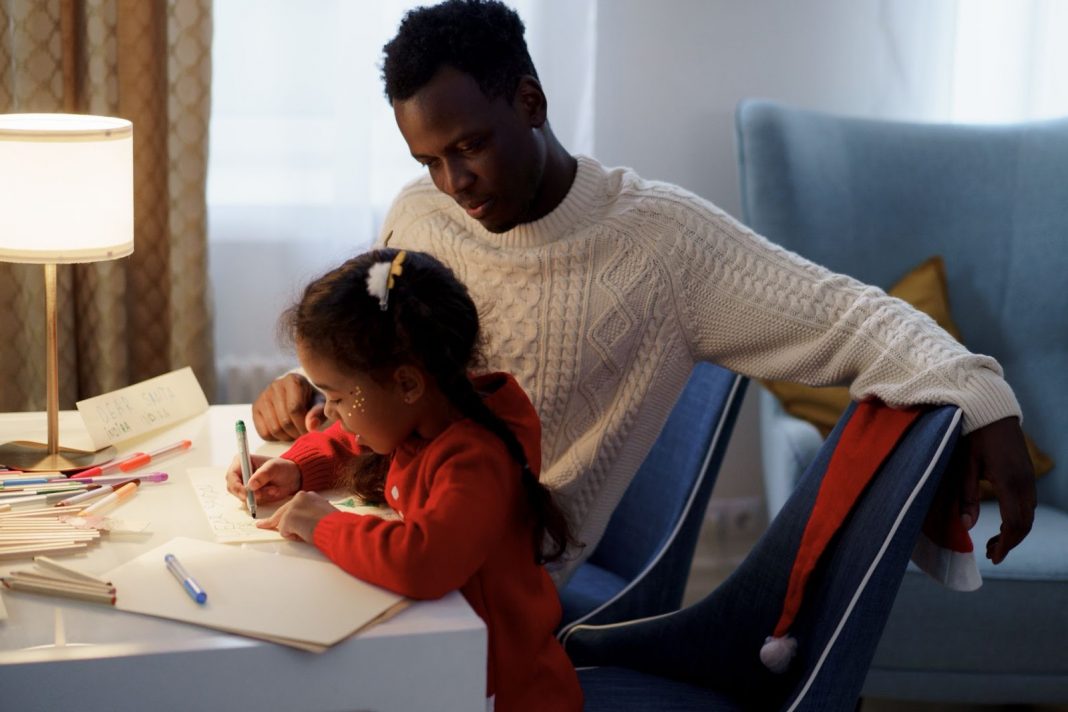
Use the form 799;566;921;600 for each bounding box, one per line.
76;367;209;448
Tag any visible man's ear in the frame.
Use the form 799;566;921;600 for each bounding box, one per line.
393;365;426;405
514;75;547;128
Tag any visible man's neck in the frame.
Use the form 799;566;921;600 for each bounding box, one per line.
526;129;578;225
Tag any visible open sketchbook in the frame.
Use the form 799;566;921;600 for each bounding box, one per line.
106;537;407;652
187;466;398;543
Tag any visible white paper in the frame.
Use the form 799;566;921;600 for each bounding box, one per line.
76;367;209;448
106;537;405;648
187;466;285;543
187;467;398;544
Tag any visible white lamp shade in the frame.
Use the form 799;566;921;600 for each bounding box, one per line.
0;113;134;264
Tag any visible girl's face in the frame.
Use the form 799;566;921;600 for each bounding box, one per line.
297;341;418;455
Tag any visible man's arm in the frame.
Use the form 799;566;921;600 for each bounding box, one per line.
672;206;1036;561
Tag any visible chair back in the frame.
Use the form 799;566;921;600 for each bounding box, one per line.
559;363;747;631
736;100;1068;506
563;403;962;711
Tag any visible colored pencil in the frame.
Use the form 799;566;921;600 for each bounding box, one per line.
35;555;112;586
8;571;114;594
0;542;89;559
1;576;115;605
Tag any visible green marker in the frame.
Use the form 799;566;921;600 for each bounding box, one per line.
235;420;257;518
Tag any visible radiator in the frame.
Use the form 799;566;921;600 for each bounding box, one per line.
215;356;297;405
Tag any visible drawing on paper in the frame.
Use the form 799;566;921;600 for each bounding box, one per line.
187;467;286;543
186;467;397;544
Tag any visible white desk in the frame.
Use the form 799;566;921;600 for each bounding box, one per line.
0;405;487;712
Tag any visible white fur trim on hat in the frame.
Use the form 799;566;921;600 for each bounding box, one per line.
760;634;798;674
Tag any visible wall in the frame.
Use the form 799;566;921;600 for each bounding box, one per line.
588;0;959;501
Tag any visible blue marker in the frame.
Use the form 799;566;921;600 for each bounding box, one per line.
165;553;207;604
0;477;65;488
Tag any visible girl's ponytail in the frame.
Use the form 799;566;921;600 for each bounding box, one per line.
436;373;573;565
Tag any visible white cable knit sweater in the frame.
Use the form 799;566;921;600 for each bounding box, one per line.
379;155;1020;580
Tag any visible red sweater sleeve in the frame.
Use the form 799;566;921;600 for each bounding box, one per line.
282;421;364;491
312;430;519;599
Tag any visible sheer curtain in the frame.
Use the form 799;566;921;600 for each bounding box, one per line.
0;0;214;411
207;0;597;402
949;0;1068;122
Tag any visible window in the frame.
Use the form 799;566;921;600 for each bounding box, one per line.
206;0;596;402
207;0;427;400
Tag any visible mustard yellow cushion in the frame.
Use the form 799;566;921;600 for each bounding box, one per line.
761;256;1053;496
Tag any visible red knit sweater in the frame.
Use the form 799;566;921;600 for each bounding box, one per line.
283;373;582;711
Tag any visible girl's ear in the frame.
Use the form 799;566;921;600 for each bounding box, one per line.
392;365;425;405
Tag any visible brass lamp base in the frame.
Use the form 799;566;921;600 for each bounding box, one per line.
0;440;118;472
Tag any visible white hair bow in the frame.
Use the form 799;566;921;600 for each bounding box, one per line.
366;250;407;311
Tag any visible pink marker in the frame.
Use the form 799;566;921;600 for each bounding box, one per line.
72;440;191;480
71;471;168;486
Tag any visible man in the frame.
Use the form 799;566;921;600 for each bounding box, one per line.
251;0;1034;580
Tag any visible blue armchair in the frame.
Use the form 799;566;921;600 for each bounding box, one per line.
735;99;1068;703
564;403;962;711
558;363;747;634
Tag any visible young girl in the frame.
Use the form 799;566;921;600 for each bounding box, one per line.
229;248;582;712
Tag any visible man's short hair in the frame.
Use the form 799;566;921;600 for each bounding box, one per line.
382;0;538;104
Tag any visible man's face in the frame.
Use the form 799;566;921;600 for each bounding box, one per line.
393;66;545;233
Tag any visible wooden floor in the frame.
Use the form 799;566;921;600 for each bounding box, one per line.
684;510;1068;712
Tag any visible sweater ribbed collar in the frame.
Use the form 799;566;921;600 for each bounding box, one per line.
459;154;605;249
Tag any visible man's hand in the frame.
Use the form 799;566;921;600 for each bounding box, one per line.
958;416;1036;564
252;373;317;441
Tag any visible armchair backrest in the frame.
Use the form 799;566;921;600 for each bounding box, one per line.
591;364;745;579
736;99;1068;506
563;403;963;711
559;363;746;632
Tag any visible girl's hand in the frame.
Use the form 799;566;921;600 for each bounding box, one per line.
225;455;301;505
256;491;337;542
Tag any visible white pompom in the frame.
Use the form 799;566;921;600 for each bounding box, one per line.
760;634;798;674
366;261;392;310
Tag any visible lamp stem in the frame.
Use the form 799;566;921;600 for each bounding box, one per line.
44;262;60;456
0;262;115;471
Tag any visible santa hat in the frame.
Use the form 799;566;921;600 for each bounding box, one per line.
759;400;978;674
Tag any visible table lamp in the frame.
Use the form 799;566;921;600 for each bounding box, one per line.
0;113;134;471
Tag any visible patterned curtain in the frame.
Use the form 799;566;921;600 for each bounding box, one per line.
0;0;214;411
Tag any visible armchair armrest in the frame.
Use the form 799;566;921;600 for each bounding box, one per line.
759;388;823;518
